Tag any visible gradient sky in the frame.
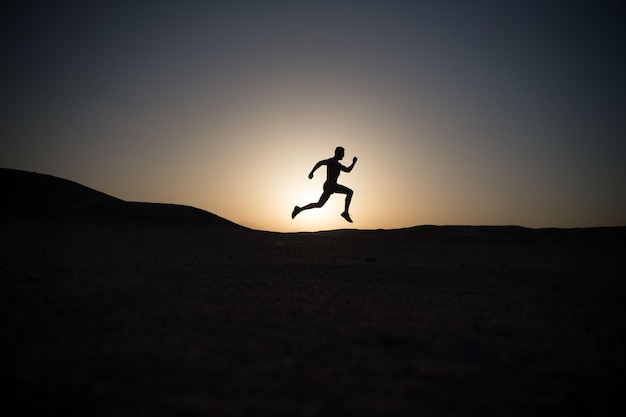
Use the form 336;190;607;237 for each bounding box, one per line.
3;0;625;231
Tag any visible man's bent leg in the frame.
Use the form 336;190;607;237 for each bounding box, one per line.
344;190;353;213
334;185;354;222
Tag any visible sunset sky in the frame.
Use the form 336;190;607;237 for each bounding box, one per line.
3;1;625;232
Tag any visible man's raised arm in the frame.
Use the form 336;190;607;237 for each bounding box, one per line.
342;156;358;172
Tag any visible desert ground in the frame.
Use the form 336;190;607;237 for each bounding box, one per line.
3;220;625;417
2;170;625;416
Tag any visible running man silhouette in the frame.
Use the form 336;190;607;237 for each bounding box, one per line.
292;146;357;223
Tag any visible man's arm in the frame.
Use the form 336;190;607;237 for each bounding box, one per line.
308;159;328;179
341;156;358;173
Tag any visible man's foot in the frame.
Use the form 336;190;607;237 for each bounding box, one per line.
341;212;353;223
291;206;301;219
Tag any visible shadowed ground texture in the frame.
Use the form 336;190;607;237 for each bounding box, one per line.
3;222;625;416
2;171;625;416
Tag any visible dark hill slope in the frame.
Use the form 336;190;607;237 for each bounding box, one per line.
0;168;243;228
1;168;125;218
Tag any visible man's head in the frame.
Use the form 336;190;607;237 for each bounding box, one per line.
334;146;345;159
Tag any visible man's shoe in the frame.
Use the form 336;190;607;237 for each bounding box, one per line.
292;206;300;219
341;212;353;223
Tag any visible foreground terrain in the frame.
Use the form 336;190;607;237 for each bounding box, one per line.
3;220;625;416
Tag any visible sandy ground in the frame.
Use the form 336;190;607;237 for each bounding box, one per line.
2;221;625;416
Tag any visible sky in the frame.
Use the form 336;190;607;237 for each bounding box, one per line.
3;0;625;232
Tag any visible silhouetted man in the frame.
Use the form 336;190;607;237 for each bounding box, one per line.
292;146;357;223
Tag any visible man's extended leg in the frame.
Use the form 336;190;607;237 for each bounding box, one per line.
292;192;331;218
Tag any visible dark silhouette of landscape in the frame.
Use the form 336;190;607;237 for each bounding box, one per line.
2;168;625;416
0;168;242;227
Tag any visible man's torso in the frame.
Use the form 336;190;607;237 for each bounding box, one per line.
325;159;341;184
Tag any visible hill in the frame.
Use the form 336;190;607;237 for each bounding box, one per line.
0;168;243;228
